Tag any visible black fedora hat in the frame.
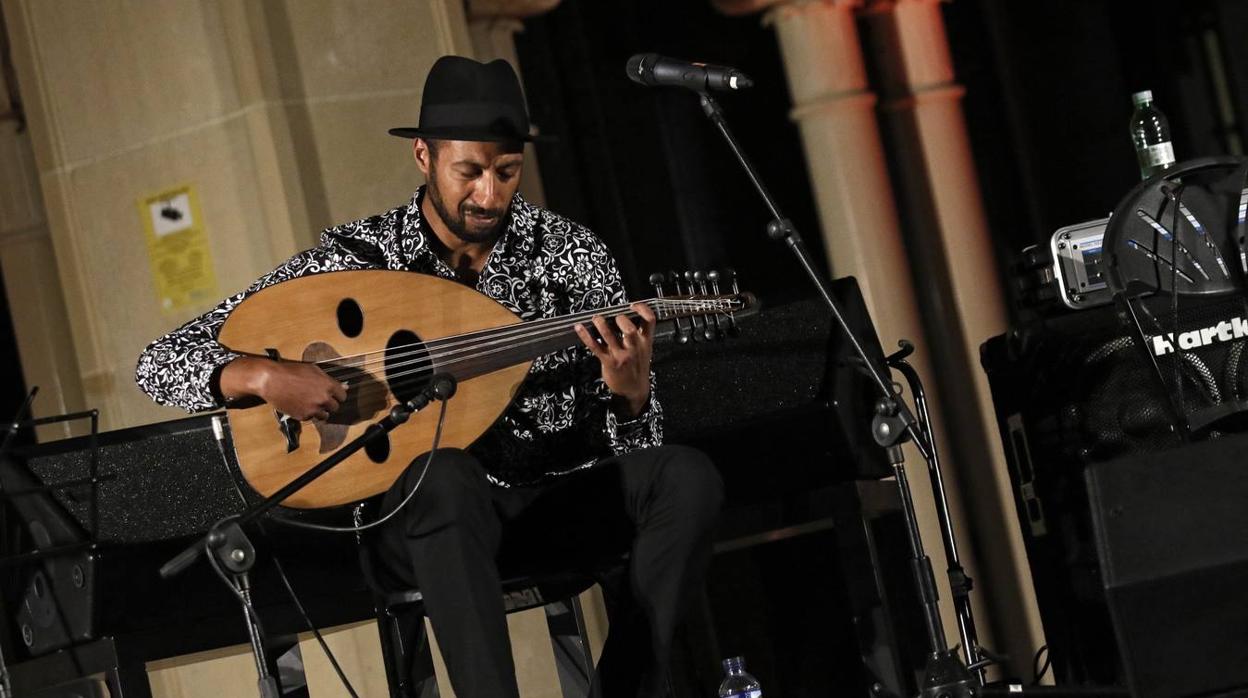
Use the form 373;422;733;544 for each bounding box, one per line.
389;55;539;143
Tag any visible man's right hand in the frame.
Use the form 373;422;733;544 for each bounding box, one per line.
220;356;347;421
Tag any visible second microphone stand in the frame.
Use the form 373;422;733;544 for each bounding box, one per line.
159;374;458;697
695;90;981;696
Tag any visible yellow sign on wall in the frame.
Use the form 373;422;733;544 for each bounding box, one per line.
138;184;218;313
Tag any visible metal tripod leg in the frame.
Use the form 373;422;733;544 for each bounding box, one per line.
887;348;988;681
884;444;975;698
233;572;281;698
209;522;280;698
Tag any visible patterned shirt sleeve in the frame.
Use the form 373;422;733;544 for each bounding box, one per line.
134;228;382;412
563;222;664;454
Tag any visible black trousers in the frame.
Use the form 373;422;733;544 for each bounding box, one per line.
374;444;724;698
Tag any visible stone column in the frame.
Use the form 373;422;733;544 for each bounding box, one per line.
860;0;1045;677
712;0;984;654
465;0;562;207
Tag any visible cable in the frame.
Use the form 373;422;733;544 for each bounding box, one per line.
250;394;451;693
248;400;449;694
1032;644;1051;685
212;425;361;698
207;395;449;694
271;553;359;698
266;398;448;534
1170;184;1185;424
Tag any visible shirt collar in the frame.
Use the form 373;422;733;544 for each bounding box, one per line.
403;185;537;276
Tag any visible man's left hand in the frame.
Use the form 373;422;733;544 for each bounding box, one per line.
575;302;657;418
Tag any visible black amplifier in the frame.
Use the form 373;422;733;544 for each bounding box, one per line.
981;305;1177;685
983;289;1248;685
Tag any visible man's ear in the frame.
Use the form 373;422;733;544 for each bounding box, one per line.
413;139;431;176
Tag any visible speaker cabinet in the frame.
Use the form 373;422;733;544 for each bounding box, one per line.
1086;435;1248;697
982;305;1178;684
1;415;246;545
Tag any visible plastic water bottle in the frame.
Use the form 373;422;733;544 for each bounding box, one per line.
1129;90;1175;180
717;656;762;698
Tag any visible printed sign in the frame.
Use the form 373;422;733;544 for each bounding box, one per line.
138;184;218;313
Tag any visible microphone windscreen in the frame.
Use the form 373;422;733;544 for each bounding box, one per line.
625;53;659;85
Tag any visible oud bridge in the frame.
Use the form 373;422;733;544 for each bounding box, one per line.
263;332;433;462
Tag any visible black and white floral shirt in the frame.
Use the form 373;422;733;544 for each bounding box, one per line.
135;187;662;487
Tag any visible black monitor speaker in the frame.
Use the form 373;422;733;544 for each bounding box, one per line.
1085;434;1248;698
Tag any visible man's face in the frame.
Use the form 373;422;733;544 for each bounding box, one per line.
416;138;524;244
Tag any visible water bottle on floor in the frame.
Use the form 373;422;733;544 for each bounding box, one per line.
717;656;762;698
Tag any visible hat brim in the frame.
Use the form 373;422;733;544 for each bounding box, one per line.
387;126;552;143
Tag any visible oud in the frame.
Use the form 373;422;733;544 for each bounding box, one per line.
219;269;755;508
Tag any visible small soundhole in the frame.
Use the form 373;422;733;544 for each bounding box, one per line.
337;298;364;338
365;433;390;463
385;330;432;405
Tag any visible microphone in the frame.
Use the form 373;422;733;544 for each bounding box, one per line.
626;53;753;92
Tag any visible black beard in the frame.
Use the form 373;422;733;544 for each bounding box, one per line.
426;176;508;244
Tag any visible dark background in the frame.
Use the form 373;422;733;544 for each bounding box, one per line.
514;0;827;305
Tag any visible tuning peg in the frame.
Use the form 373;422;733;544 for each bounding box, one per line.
724;269;740;336
682;271;710;341
668;271;691;343
691;271;719;340
705;270;728;337
648;273;667;321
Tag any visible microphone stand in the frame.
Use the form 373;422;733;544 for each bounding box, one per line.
158;374;457;697
694;91;978;696
694;90;1134;697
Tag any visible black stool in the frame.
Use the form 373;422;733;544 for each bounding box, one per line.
353;503;601;697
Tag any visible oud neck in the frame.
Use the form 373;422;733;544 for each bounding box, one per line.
425;295;749;381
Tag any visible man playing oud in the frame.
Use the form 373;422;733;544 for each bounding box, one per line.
136;55;722;697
